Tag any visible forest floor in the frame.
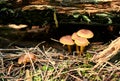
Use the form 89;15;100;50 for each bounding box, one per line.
0;0;120;80
0;25;120;81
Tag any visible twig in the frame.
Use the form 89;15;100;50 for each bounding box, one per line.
33;41;46;50
107;69;116;80
0;49;21;51
98;62;108;74
7;63;14;75
106;61;120;70
67;73;83;81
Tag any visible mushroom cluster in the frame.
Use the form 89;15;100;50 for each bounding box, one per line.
59;29;94;56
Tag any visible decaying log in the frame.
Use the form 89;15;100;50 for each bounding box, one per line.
22;5;120;14
22;0;120;14
91;37;120;68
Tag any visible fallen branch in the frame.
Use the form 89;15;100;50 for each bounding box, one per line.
91;37;120;69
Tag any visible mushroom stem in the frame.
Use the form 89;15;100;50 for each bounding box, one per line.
80;46;85;55
76;45;79;54
67;45;71;53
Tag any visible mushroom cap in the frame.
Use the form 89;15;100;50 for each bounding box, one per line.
59;35;74;45
74;37;89;46
71;32;80;40
18;53;36;65
77;29;94;39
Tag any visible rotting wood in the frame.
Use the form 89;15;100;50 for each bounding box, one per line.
22;0;120;14
91;37;120;69
22;5;120;14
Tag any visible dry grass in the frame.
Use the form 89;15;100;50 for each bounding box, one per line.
0;40;120;81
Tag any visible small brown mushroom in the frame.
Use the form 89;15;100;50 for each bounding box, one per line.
74;37;89;55
59;35;74;52
71;32;80;40
18;53;36;65
77;29;94;39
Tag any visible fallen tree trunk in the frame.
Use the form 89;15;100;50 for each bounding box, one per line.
22;0;120;14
